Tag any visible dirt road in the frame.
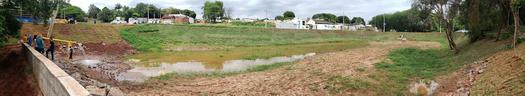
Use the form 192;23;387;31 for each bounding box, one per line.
124;41;441;96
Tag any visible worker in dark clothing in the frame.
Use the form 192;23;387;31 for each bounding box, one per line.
68;42;73;59
27;33;33;45
46;37;55;60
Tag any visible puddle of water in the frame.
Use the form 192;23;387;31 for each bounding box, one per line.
128;41;367;67
75;59;102;68
116;53;315;83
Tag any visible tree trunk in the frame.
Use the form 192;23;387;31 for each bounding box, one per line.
445;21;460;54
512;7;520;48
496;27;503;41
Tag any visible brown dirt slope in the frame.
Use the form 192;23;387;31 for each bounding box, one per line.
435;43;525;96
469;45;525;95
20;23;125;44
0;45;40;96
124;41;441;96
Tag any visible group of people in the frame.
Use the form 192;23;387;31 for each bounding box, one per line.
25;33;75;61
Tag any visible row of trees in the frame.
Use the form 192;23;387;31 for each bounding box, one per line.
311;13;365;25
275;11;295;20
369;9;439;32
273;11;365;25
407;0;525;53
0;0;64;45
88;3;197;23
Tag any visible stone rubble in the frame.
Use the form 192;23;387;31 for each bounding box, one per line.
446;60;488;96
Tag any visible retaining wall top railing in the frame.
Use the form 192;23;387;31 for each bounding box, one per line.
23;43;90;96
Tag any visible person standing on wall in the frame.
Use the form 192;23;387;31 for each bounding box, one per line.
35;34;45;53
46;37;56;60
27;33;33;46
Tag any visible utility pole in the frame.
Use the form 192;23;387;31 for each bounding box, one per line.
147;4;150;23
47;0;63;38
382;14;386;32
265;8;268;28
342;9;345;31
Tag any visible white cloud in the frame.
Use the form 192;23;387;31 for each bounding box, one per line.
70;0;411;22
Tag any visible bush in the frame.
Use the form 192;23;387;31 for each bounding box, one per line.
0;9;21;47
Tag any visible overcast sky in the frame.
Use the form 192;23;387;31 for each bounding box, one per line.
70;0;412;22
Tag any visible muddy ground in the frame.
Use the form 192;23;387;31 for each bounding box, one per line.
122;41;441;95
0;44;40;96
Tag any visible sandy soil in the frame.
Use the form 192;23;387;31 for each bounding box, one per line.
124;41;441;96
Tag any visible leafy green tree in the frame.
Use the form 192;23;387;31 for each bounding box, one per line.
161;8;196;18
275;16;285;20
182;9;197;18
0;2;21;46
369;9;430;32
312;13;337;23
59;5;86;22
121;6;134;21
351;17;366;25
115;4;122;10
88;4;100;19
413;0;462;53
98;7;113;22
202;1;224;23
336;16;351;24
283;11;295;20
162;7;182;15
134;3;149;17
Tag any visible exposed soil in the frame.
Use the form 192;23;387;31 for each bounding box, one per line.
436;44;525;95
0;45;41;96
123;41;441;95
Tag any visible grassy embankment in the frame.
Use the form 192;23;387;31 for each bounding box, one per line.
362;38;509;95
119;24;444;78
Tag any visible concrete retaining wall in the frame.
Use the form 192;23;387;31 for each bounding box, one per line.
23;43;89;96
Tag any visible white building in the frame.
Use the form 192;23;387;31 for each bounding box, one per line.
111;17;127;24
128;18;148;24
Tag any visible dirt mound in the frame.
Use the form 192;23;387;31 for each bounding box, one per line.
84;41;135;56
0;45;40;96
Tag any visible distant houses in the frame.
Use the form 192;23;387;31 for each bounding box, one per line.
161;14;194;24
113;14;195;25
275;18;372;31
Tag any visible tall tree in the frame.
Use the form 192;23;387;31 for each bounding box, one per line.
0;5;22;46
511;0;525;48
203;1;224;23
413;0;462;53
182;9;197;18
283;11;295;20
275;16;285;20
134;3;149;17
98;7;113;22
88;4;100;19
466;0;482;42
59;5;86;22
351;17;366;25
312;13;337;23
336;16;351;24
